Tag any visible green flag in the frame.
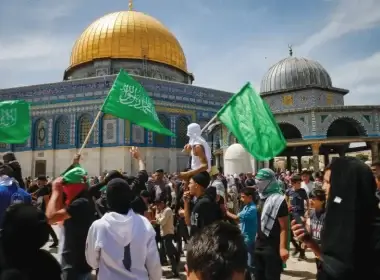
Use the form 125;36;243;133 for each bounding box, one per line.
0;100;30;144
216;83;286;160
102;70;174;136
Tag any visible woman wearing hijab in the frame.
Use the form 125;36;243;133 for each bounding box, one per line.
0;204;61;280
292;157;380;280
254;168;289;280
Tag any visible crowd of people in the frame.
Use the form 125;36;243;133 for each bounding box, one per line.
0;148;380;280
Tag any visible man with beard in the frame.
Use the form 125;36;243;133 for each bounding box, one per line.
46;155;95;280
147;169;172;204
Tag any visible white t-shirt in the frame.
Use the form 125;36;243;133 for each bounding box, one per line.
301;181;315;196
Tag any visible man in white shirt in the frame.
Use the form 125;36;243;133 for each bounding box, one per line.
85;178;161;280
301;170;315;196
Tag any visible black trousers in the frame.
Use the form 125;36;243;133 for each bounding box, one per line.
254;252;282;280
161;234;179;274
175;218;189;254
48;225;58;244
290;228;305;256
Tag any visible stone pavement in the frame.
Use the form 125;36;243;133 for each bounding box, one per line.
45;226;316;280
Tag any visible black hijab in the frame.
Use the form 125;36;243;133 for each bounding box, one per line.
319;157;380;280
0;204;61;280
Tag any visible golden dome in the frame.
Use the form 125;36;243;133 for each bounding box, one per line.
68;11;188;72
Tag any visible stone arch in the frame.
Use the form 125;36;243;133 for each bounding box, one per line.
77;113;93;147
278;122;303;140
325;117;367;138
176;116;190;148
54;115;70;147
33;118;48;149
101;113;117;145
155;114;170;147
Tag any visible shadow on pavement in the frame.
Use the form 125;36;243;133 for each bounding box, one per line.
283;269;316;280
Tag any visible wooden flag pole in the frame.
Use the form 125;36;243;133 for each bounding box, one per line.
78;111;103;155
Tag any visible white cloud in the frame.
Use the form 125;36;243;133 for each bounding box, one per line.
294;0;380;105
0;0;379;107
299;0;380;55
330;52;380;104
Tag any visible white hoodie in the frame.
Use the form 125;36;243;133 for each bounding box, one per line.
85;210;162;280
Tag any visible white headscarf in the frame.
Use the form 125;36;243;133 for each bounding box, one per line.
187;123;212;171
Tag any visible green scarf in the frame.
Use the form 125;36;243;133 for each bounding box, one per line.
256;168;283;197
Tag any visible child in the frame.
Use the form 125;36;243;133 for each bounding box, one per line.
306;188;326;269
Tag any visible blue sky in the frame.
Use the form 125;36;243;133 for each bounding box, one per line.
0;0;379;105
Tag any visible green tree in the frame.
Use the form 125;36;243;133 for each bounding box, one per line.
355;153;369;162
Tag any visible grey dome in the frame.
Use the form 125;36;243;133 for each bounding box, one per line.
260;57;333;93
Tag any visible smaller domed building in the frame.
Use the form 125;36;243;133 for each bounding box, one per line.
209;50;380;172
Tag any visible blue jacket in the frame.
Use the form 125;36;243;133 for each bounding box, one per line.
0;176;31;228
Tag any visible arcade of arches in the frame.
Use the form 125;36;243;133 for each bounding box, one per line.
272;118;380;172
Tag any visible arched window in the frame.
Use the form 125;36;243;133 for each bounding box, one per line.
102;114;117;144
155;114;170;147
78;114;92;145
55;116;70;146
176;116;190;148
132;124;145;144
35;119;47;148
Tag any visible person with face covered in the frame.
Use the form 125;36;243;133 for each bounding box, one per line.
179;123;212;181
2;152;25;189
46;155;95;280
254;168;289;280
0;204;61;280
292;157;380;280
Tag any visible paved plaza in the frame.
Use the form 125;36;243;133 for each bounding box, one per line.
44;226;317;280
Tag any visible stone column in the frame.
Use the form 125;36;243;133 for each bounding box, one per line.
371;142;379;162
323;153;330;167
311;143;321;172
269;159;274;170
215;155;220;168
286;156;291;171
297;155;302;172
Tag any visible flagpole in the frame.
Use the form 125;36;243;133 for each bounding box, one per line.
79;75;110;155
79;110;102;155
200;114;219;134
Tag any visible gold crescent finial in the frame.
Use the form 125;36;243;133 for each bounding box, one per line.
129;0;133;10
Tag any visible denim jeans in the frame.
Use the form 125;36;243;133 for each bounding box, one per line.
246;242;255;280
